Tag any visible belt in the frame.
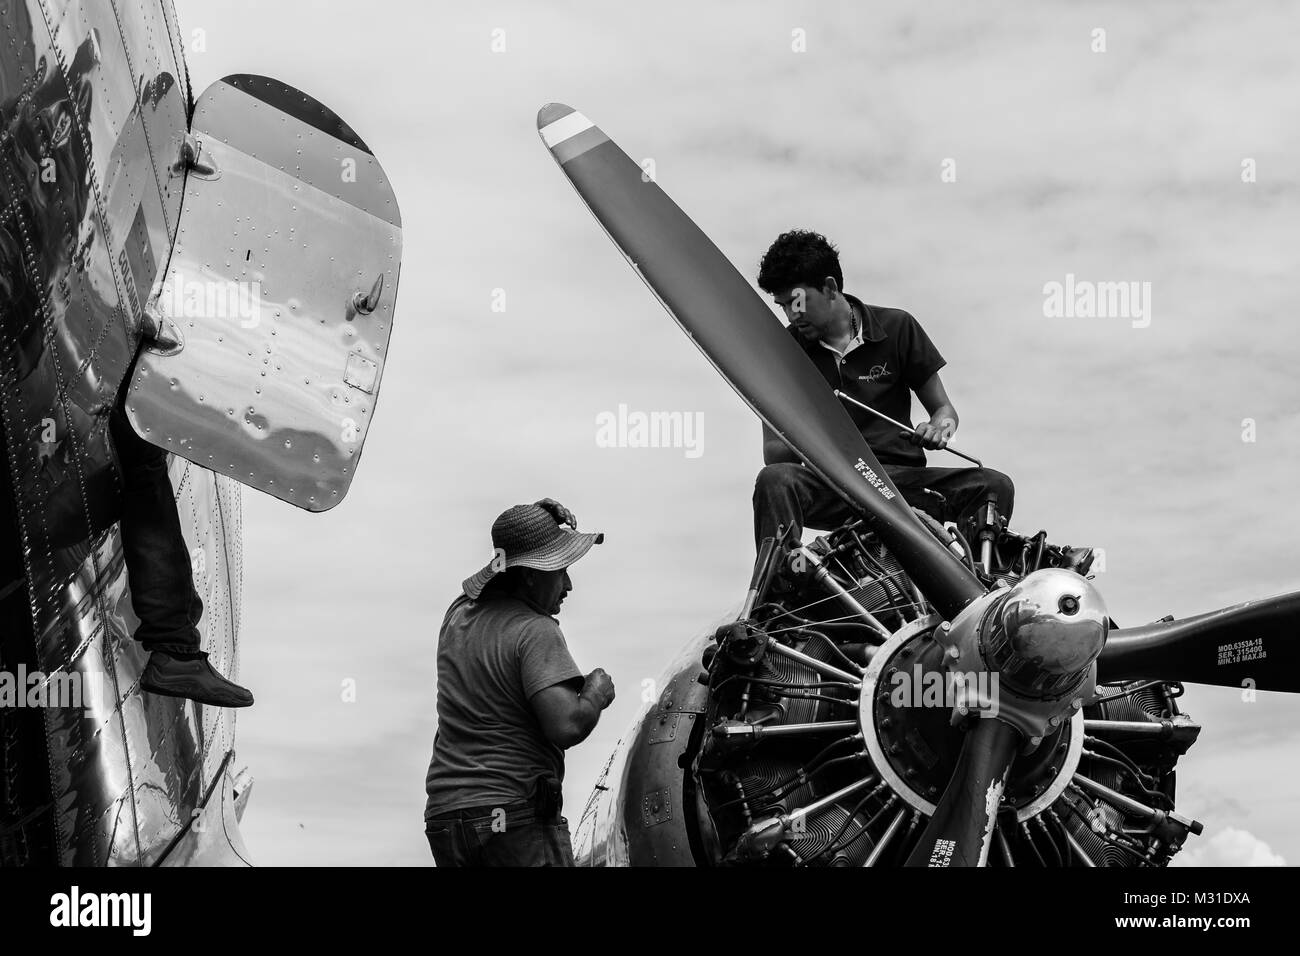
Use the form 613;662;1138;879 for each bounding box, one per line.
426;798;533;822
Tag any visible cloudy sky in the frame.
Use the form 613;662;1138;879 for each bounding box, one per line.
173;0;1300;866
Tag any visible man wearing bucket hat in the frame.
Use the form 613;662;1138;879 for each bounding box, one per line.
424;498;615;866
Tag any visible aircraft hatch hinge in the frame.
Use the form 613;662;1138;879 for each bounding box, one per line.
139;300;185;356
172;132;221;180
351;272;384;316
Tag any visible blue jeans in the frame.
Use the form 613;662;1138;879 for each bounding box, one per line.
425;801;575;867
754;461;1015;547
109;401;202;655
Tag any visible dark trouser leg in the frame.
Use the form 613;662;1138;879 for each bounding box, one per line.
882;465;1016;537
108;402;202;655
427;805;574;867
753;463;857;549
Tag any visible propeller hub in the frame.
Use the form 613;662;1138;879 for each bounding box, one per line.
983;569;1108;699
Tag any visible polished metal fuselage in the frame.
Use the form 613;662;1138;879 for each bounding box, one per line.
1;0;246;865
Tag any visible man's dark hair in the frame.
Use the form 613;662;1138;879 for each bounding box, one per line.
757;230;843;296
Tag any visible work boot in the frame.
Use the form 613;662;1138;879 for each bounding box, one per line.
141;650;254;708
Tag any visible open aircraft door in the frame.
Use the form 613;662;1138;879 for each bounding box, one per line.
127;74;401;511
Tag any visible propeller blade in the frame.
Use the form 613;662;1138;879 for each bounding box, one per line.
905;717;1020;867
537;104;985;619
1099;590;1300;692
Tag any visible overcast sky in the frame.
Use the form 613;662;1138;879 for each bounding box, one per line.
174;0;1300;866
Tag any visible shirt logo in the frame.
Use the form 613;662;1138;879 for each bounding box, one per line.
859;362;891;384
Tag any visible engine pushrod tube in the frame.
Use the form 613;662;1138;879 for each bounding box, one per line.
714;720;860;738
795;546;890;640
1083;719;1177;737
1071;774;1157;820
786;773;878;825
766;638;863;683
742;536;780;620
1049;809;1097;867
863;807;910;867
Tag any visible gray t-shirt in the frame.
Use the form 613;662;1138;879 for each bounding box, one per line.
425;594;584;818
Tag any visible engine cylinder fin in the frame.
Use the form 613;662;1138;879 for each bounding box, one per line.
786;803;875;866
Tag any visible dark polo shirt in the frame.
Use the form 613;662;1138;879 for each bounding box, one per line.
778;294;947;467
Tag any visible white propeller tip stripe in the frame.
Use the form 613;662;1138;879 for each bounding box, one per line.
540;110;594;148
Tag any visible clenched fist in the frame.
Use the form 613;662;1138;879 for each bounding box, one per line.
581;668;615;710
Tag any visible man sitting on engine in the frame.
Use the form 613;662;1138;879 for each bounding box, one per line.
752;229;1015;553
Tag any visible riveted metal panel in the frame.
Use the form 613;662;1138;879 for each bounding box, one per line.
575;633;716;866
618;634;713;865
641;788;672;827
126;75;402;511
647;711;680;744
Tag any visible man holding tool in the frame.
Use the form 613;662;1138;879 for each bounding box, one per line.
751;230;1015;554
